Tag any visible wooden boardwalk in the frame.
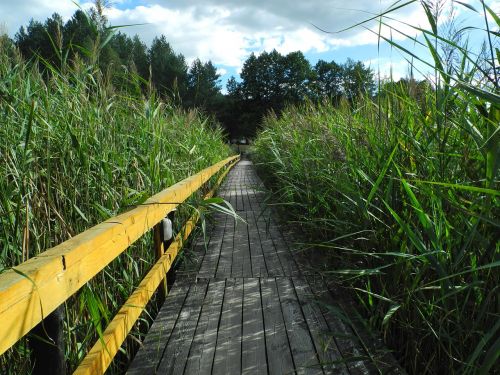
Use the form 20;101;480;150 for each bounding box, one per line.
127;160;403;375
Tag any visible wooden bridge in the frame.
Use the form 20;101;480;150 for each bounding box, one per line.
0;156;403;374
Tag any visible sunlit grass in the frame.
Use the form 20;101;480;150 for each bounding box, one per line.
0;39;230;372
253;1;499;373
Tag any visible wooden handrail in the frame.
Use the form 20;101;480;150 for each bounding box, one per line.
74;157;237;374
0;155;239;356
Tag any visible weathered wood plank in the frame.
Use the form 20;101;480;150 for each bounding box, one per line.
306;276;373;375
242;278;267;374
156;281;208;375
241;182;268;278
269;229;301;277
183;279;225;375
214;221;235;279
212;278;243;374
293;278;349;375
276;277;323;375
240;211;253;278
230;211;248;278
196;214;228;279
260;277;295;375
245;199;283;277
127;282;190;374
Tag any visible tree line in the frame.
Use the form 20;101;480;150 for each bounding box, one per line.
8;7;376;138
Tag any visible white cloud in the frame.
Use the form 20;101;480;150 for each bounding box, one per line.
0;0;92;35
364;57;413;81
216;67;227;76
106;4;251;68
103;0;432;70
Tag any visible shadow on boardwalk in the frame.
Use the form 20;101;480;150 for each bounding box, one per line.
127;160;405;375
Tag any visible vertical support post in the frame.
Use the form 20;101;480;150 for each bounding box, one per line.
153;223;167;306
31;305;66;375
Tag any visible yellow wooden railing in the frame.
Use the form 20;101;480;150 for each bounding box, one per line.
0;154;240;374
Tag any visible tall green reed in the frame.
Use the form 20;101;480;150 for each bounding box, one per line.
253;1;498;373
0;38;230;373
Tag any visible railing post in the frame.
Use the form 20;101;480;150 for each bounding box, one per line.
154;209;176;306
153;223;167;306
31;305;66;375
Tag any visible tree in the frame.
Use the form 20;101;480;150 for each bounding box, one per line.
130;35;149;80
63;10;98;60
230;49;314;136
186;59;221;108
281;51;312;102
312;59;344;101
149;35;188;99
342;58;375;100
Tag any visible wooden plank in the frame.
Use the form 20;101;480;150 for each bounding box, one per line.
242;166;301;277
126;282;190;375
260;277;295;375
244;194;283;277
212;278;243;374
248;225;268;277
276;277;323;375
196;229;225;279
242;278;267;374
293;278;349;375
215;184;235;279
324;281;405;374
177;211;225;280
306;276;372;375
0;155;239;355
240;211;253;278
214;219;235;279
237;180;253;278
183;279;225;375
269;228;301;277
156;281;209;375
240;180;268;278
230;211;249;278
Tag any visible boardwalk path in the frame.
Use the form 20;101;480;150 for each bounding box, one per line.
127;160;402;375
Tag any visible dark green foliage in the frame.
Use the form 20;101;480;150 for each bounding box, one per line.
149;35;188;99
15;13;64;67
63;10;98;59
342;58;375;100
311;59;344;101
226;49;375;137
186;58;221;109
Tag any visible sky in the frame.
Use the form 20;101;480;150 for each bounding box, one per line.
1;0;498;89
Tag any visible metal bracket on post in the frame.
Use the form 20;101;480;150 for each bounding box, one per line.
31;305;66;375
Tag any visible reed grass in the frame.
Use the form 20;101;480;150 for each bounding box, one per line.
253;1;499;373
0;37;230;373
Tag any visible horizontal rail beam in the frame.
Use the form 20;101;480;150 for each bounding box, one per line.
74;214;197;375
74;157;238;374
0;155;239;355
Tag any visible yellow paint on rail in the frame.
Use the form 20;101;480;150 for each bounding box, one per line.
74;157;238;375
0;155;239;356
